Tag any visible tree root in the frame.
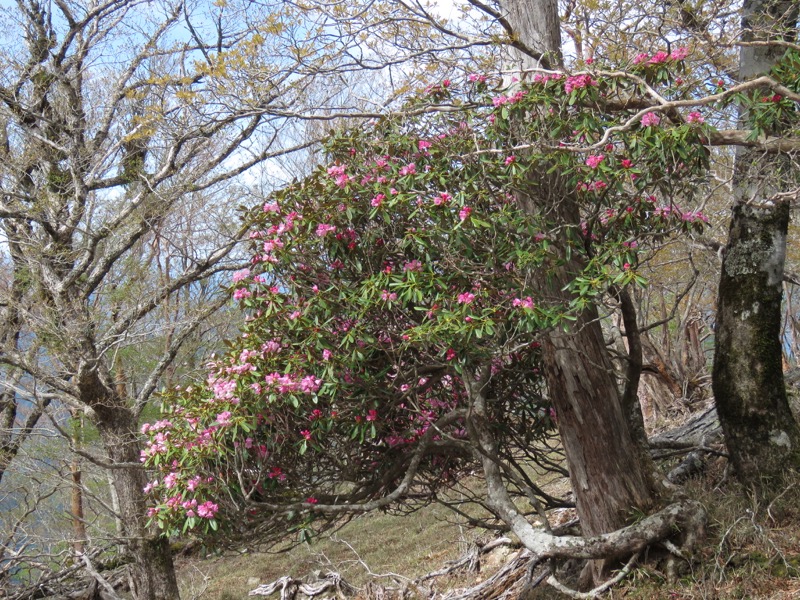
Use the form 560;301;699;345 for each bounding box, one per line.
249;572;357;598
248;499;706;599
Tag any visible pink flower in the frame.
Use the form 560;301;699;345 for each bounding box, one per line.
564;74;597;94
649;51;669;64
366;409;378;422
163;472;179;489
186;475;202;491
371;193;385;208
233;288;251;300
457;292;475;305
686;111;704;124
306;497;318;504
621;159;633;169
585;154;605;168
262;339;281;354
504;155;516;166
300;429;312;441
197;501;219;519
445;348;457;361
299;375;322;394
327;165;345;177
459;206;472;221
434;192;452;205
512;296;535;309
404;260;423;272
640;112;661;127
143;480;158;493
232;269;250;283
399;163;416;176
468;73;487;83
316;223;337;237
418;140;432;152
381;290;398;302
263;201;279;213
633;52;649;64
670;47;689;61
322;349;333;361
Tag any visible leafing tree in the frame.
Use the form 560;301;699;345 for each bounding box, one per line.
144;49;730;592
712;0;800;494
0;0;486;596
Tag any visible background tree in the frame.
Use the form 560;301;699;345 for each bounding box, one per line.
0;1;502;596
712;0;800;494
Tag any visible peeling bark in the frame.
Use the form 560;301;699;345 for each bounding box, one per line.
498;2;657;580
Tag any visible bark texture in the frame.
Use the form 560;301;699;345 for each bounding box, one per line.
713;202;800;487
95;404;179;600
712;0;800;493
499;0;657;579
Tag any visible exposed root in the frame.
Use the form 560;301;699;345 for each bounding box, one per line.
248;572;357;598
248;500;705;599
546;551;640;599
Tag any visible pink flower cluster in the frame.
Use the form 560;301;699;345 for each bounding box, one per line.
585;154;605;168
404;259;423;272
640;113;661;127
532;72;563;84
263;372;322;394
327;164;350;188
576;180;608;193
197;501;219;519
564;74;598;94
399;163;416;176
512;297;535;309
492;90;527;107
457;292;475;305
633;47;689;65
316;223;337;237
686;111;704;124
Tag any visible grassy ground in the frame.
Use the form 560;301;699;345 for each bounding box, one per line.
176;463;800;600
176;502;476;600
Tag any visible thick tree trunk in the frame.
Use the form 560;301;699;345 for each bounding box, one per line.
543;305;655;535
712;0;800;494
713;202;800;488
500;0;657;584
94;404;179;600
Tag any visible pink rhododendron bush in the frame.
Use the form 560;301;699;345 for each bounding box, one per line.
140;48;747;541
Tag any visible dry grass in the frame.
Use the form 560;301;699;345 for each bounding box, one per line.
175;502;478;600
175;462;800;600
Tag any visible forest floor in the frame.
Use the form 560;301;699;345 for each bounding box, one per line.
174;426;800;600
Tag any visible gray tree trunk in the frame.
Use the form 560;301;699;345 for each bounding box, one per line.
92;396;180;600
712;0;800;494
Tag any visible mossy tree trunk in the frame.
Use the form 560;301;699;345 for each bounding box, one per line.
712;0;800;494
713;202;800;490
